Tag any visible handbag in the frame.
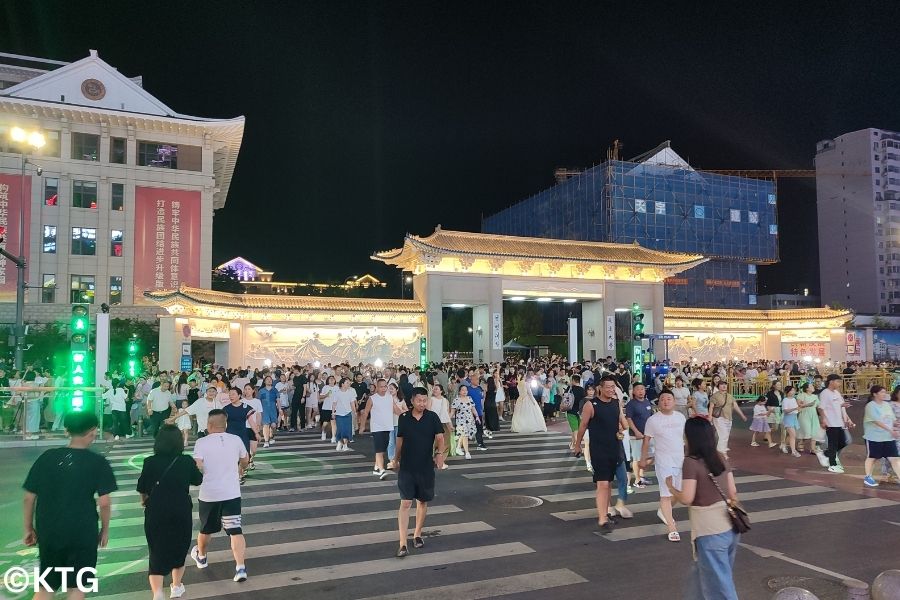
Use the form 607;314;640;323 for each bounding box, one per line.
708;470;751;534
142;456;180;508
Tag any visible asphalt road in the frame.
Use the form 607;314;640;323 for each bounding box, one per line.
0;409;897;600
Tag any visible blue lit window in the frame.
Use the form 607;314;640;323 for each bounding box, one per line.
730;209;741;222
749;294;757;305
768;193;776;204
694;205;705;218
635;199;646;213
655;202;666;215
748;211;759;224
748;264;757;274
769;224;778;235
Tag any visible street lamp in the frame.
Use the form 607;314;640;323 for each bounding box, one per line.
3;127;45;370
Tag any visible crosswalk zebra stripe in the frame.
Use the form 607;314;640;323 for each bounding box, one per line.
97;542;535;600
108;491;407;527
539;475;779;502
98;521;495;578
112;459;372;487
550;485;836;521
603;498;897;541
449;456;579;470
356;568;588;600
112;480;397;511
104;505;463;550
486;471;658;491
463;465;586;479
109;468;376;497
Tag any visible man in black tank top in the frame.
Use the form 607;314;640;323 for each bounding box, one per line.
573;374;627;534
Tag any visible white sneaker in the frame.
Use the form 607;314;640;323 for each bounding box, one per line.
170;583;186;598
263;442;270;448
464;452;472;459
780;445;788;454
321;432;327;441
816;452;829;468
331;438;336;443
336;442;343;451
114;435;120;441
499;417;505;422
827;465;845;474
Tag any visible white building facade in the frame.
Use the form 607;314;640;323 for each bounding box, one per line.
816;127;900;314
0;51;243;313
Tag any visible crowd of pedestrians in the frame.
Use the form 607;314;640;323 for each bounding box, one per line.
16;354;900;599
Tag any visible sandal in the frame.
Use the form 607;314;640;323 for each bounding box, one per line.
396;546;408;558
413;536;424;549
667;531;681;542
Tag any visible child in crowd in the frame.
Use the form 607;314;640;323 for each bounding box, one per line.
749;395;771;447
176;399;192;445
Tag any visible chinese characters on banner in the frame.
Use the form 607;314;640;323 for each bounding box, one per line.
0;174;31;301
786;342;827;359
846;331;864;359
133;187;200;303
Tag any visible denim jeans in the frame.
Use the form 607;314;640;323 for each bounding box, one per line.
616;461;629;501
685;529;739;600
387;425;398;461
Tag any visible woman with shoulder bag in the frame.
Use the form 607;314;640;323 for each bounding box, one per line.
666;417;746;600
137;424;203;600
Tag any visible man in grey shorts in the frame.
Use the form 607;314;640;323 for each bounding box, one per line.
625;383;654;488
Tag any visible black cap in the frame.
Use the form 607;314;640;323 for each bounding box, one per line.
825;373;842;383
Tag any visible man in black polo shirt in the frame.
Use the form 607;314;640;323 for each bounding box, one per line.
393;387;445;558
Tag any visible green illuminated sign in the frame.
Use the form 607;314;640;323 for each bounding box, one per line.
419;336;427;371
69;304;91;411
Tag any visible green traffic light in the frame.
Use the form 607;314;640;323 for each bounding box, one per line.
73;317;86;331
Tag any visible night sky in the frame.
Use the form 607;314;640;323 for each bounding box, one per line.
3;1;900;295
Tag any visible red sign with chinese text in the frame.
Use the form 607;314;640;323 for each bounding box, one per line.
0;174;32;301
786;342;827;359
133;187;201;303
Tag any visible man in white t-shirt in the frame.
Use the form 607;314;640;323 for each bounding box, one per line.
231;370;251;392
359;378;398;479
168;386;221;437
641;389;687;541
818;374;855;473
191;410;250;582
146;381;177;436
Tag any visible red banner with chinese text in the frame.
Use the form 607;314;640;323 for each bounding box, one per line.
133;187;201;303
0;174;32;301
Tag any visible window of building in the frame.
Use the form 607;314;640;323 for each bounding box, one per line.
109;276;123;305
769;224;778;235
70;275;95;304
41;274;55;303
748;294;757;305
42;225;56;253
110;137;127;164
41;130;61;158
748;211;759;224
634;199;646;213
730;209;741;222
71;227;97;255
111;183;124;211
44;178;59;206
72;180;98;209
111;230;123;257
655;202;666;215
748;264;757;274
138;141;178;169
72;132;99;161
693;205;705;219
767;193;776;204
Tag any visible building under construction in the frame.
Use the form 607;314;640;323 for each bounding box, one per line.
482;142;778;308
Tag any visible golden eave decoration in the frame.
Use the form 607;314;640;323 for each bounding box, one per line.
144;285;425;324
664;307;853;331
372;228;707;282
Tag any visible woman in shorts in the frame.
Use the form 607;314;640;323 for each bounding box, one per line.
863;385;900;488
780;385;801;457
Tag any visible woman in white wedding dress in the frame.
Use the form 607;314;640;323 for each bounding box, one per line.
512;373;547;433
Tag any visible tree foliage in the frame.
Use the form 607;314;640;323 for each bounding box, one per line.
212;266;243;293
503;301;542;341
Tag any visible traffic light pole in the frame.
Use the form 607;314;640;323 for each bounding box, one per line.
0;246;26;370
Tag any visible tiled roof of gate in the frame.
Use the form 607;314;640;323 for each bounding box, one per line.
373;228;706;266
144;286;425;313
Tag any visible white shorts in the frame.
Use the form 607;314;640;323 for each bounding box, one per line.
655;464;682;498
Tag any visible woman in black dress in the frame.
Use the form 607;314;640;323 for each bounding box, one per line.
137;424;202;600
484;375;500;433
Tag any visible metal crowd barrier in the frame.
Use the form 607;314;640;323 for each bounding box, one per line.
0;386;106;441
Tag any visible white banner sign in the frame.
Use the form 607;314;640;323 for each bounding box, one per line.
492;312;502;350
606;315;615;353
